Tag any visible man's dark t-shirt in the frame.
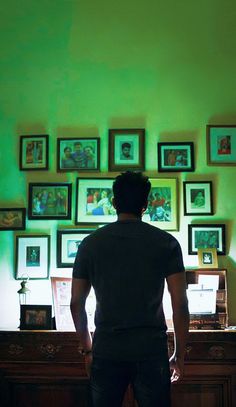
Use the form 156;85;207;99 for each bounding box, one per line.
73;219;184;361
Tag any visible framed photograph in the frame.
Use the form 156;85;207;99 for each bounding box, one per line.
20;305;52;330
28;182;72;220
19;135;49;170
198;248;218;268
51;277;96;331
75;177;116;224
15;235;50;279
57;137;100;171
57;228;96;267
183;181;213;215
0;208;26;230
188;224;226;255
157;142;194;172
142;178;178;230
207;124;236;165
108;128;145;171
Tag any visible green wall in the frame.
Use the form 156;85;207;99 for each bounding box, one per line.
0;0;236;328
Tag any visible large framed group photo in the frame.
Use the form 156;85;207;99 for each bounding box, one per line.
75;178;116;224
143;178;178;231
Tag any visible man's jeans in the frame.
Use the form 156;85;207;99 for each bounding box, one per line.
89;357;171;407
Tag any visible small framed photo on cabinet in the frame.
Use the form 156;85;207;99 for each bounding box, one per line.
157;142;194;172
0;208;26;230
15;235;50;279
20;305;52;330
28;182;72;220
207;124;236;165
183;181;213;215
19;135;49;170
198;248;218;269
108;128;145;171
57;138;100;172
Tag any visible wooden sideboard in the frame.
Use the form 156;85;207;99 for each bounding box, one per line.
0;330;235;407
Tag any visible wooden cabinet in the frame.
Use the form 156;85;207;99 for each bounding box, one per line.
0;330;235;407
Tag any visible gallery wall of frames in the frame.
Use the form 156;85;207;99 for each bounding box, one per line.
0;125;236;329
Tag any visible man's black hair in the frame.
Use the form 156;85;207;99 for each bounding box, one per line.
113;171;151;216
121;142;131;149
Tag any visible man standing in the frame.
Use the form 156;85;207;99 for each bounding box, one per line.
70;171;189;407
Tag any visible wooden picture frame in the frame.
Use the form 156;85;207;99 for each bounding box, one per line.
157;142;194;172
108;128;145;171
57;228;96;267
198;248;218;269
207;124;236;166
188;224;226;255
57;137;100;172
0;208;26;230
15;235;50;279
28;182;72;220
183;181;213;215
142;178;178;230
19;135;49;170
20;305;52;330
75;177;116;224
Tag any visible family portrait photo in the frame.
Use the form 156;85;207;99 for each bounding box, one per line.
28;183;72;220
188;224;226;255
158;142;194;172
57;138;100;171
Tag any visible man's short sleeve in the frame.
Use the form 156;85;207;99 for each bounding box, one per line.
165;237;185;277
72;239;90;279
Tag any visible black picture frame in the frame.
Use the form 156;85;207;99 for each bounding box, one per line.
0;208;26;230
28;182;72;220
20;305;52;330
108;128;145;171
157;142;194;172
188;224;226;255
19;135;49;171
57;228;96;267
57;137;100;172
183;181;213;216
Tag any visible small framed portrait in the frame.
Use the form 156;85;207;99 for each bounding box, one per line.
75;177;116;224
183;181;213;215
108;128;145;171
57;138;100;172
188;224;226;255
28;182;72;220
157;142;194;172
57;228;96;267
51;277;96;331
198;248;218;269
142;178;178;231
19;135;49;171
15;235;50;279
0;208;26;230
207;124;236;165
20;305;52;330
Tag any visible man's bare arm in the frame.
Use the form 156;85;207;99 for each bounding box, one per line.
166;272;189;383
70;278;92;352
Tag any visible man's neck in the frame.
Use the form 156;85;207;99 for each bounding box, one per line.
117;213;141;221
